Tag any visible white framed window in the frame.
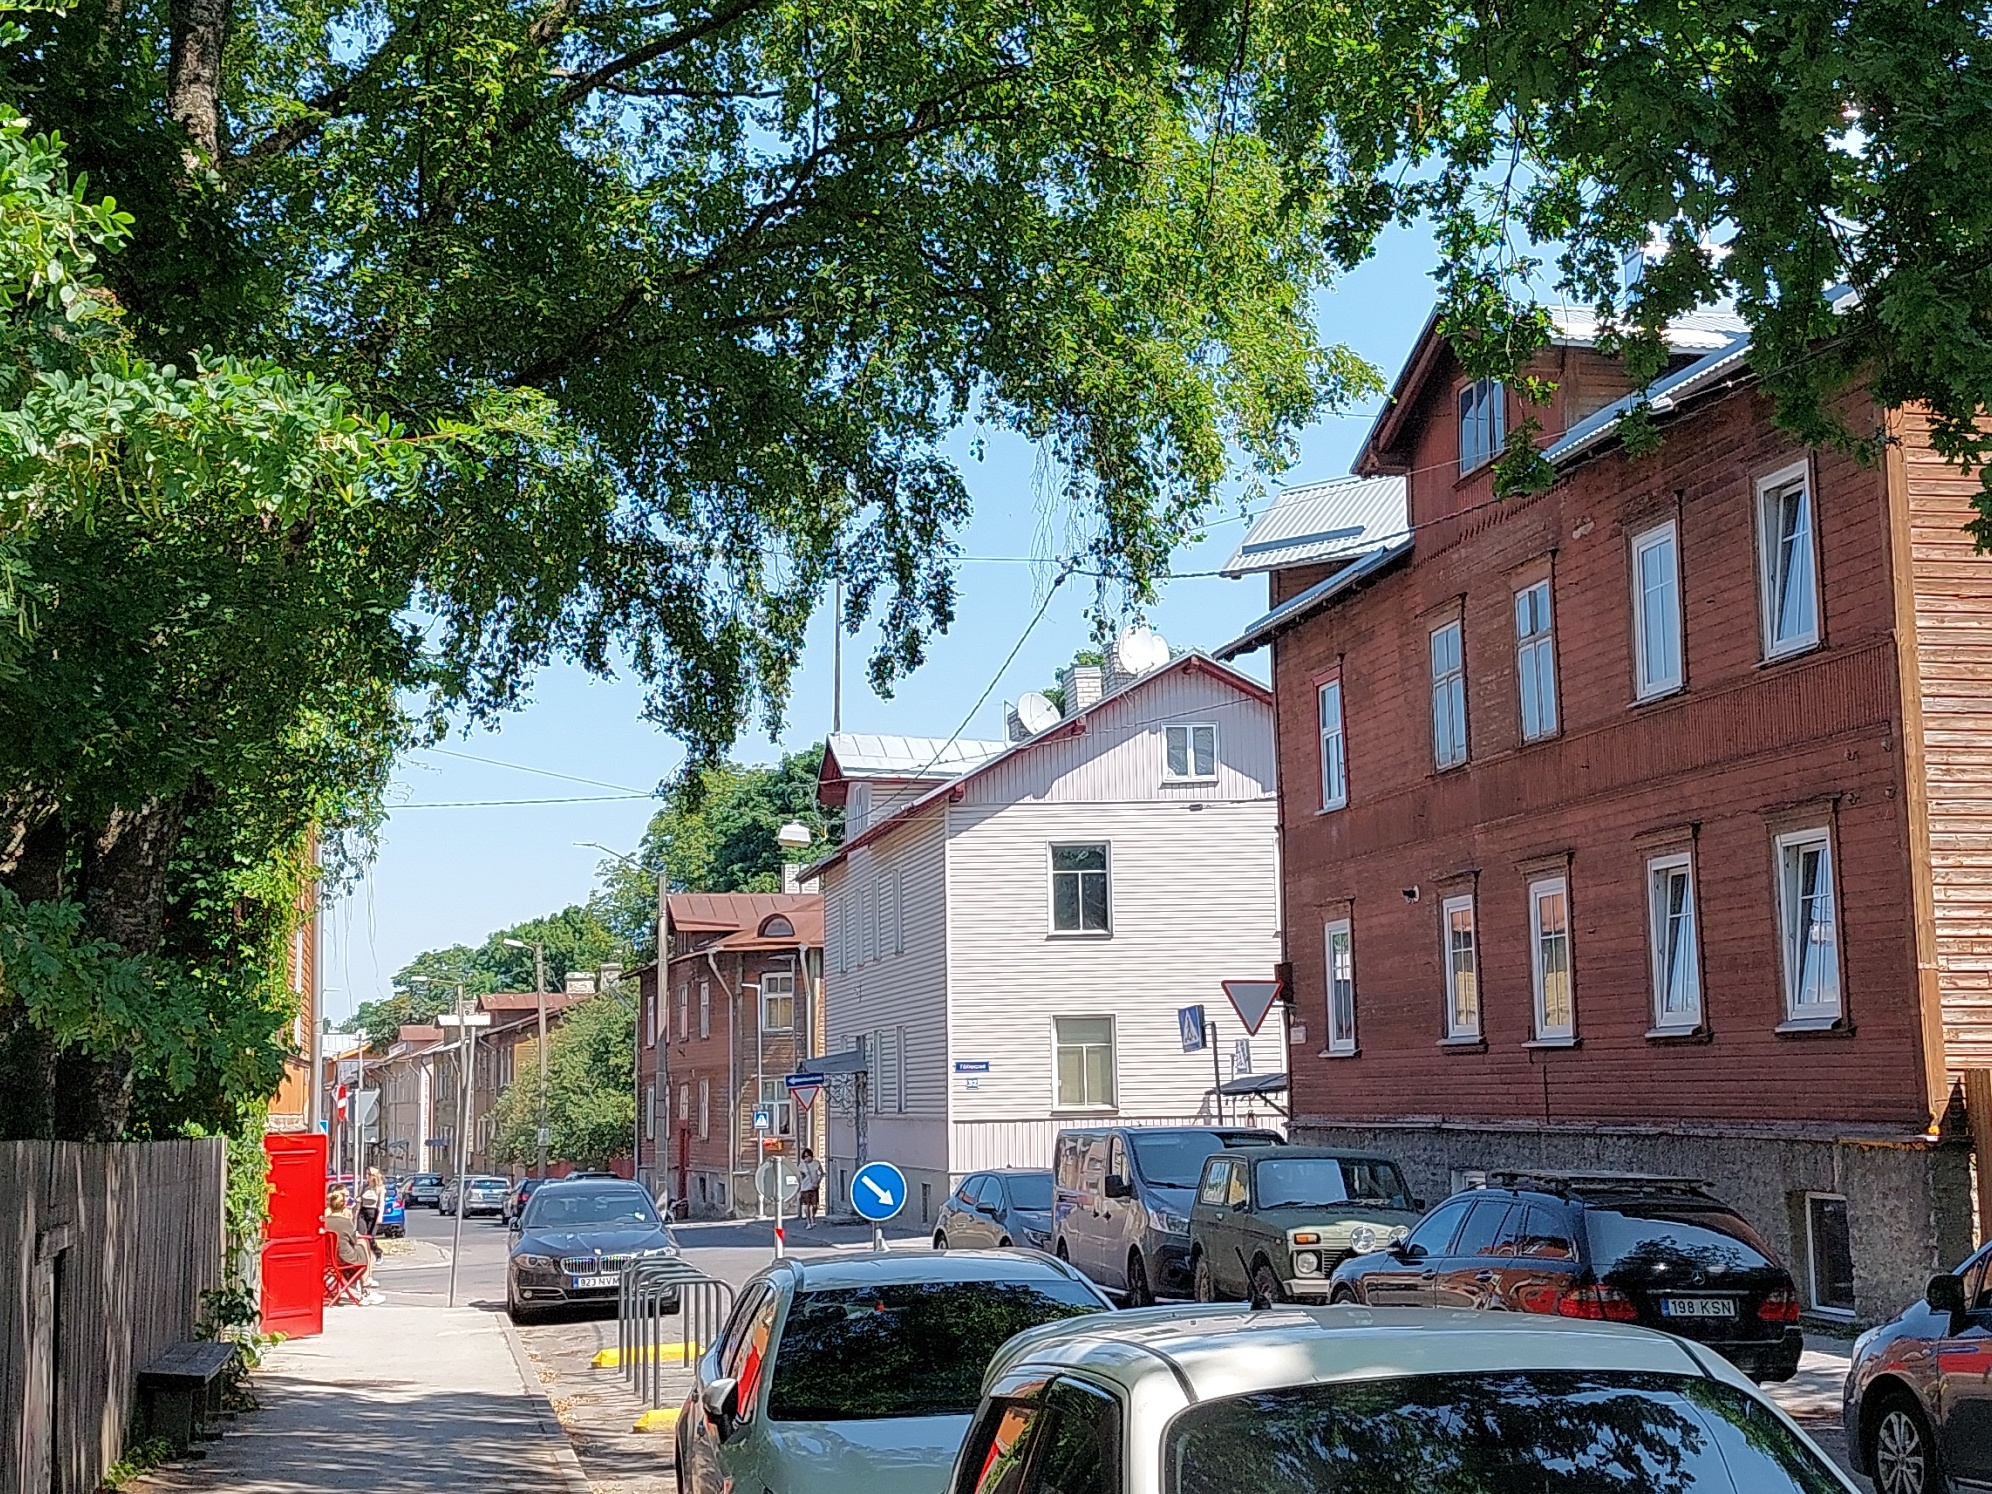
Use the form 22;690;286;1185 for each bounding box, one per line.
1777;829;1842;1021
699;978;711;1039
757;1078;795;1137
760;967;795;1031
1049;843;1110;934
1458;378;1505;474
646;992;658;1047
677;1082;689;1122
1053;1016;1116;1109
1756;461;1820;658
861;879;876;964
1647;854;1702;1031
1530;876;1574;1041
1442;895;1480;1039
1318;680;1347;810
888;872;905;954
1324;919;1357;1055
1515;580;1558;741
1430;620;1467;769
698;1077;710;1140
645;1083;656;1140
1631;521;1683;698
1164;723;1218;780
1805;1193;1856;1316
677;982;689;1039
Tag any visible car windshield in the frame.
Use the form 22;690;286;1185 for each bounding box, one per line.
1006;1175;1054;1211
1585;1206;1777;1275
1251;1159;1409;1210
1167;1371;1844;1494
766;1280;1102;1421
1132;1133;1275;1189
523;1187;657;1229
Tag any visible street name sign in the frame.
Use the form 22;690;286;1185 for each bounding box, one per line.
1177;1005;1207;1053
784;1072;824;1111
851;1161;908;1222
1222;979;1283;1037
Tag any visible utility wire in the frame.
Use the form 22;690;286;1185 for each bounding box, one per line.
419;746;650;795
392;793;655;809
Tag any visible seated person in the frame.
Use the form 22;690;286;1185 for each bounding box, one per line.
325;1187;384;1304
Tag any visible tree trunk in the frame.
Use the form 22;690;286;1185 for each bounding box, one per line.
0;816;67;1140
167;0;231;164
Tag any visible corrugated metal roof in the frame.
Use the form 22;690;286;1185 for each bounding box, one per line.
1221;476;1409;576
1215;540;1414;661
824;733;1009;778
1544;303;1751;352
1543;332;1754;466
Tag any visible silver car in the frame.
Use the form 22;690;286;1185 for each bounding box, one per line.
677;1250;1111;1494
952;1305;1858;1494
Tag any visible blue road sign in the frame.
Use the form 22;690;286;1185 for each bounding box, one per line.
784;1072;826;1092
1178;1004;1207;1053
851;1161;908;1222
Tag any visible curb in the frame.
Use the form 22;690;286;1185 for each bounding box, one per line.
497;1312;595;1494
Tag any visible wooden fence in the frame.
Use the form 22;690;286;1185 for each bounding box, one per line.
0;1139;226;1494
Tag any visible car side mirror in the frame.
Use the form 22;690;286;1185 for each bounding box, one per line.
701;1376;741;1434
1103;1174;1132;1200
1927;1273;1967;1317
508;1215;522;1233
1397;1241;1426;1262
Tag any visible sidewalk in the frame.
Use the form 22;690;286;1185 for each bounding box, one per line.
137;1303;588;1494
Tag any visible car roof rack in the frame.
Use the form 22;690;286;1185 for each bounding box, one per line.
1481;1169;1712;1198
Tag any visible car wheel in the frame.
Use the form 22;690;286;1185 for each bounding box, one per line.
1329;1283;1361;1306
933;1231;948;1251
1870;1392;1940;1494
1055;1240;1070;1262
1193;1253;1217;1303
1251;1258;1286;1307
997;1236;1012;1249
1127;1250;1154;1307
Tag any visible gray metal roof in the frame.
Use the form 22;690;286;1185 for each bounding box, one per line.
1544;303;1751;353
1221;476;1409;576
825;733;1009;779
1216;540;1413;661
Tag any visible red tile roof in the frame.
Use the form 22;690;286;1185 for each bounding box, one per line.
666;892;821;934
477;990;590;1015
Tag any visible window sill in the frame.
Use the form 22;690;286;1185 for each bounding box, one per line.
1046;930;1113;940
1317;803;1348;816
1050;1107;1120;1116
1523;1036;1580;1050
1162;776;1219;787
1774;1015;1854;1037
1758;638;1822;668
1645;1024;1712;1045
1630;685;1684;708
1432;759;1469;776
1318;1047;1361;1060
1437;1036;1487;1054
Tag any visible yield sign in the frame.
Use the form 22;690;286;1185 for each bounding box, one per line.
789;1083;821;1112
1222;979;1283;1036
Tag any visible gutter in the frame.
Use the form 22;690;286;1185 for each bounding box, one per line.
1215;539;1414;661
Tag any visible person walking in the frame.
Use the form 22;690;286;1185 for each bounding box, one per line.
796;1149;825;1229
356;1167;387;1262
325;1187;385;1304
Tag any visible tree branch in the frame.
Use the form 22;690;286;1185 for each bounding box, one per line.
236;26;417;167
514;0;776;129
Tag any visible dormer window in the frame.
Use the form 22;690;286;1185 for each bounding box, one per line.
1458;379;1505;475
760;915;794;939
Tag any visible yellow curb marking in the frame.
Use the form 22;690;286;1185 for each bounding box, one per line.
633;1407;681;1433
590;1343;699;1368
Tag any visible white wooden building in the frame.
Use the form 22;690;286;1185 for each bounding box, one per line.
802;651;1283;1227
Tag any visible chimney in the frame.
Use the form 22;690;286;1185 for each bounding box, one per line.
597;962;623;991
1004;702;1030;743
1059;665;1103;716
782;863;803;894
563;970;596;995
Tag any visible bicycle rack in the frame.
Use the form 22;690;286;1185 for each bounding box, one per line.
617;1256;734;1409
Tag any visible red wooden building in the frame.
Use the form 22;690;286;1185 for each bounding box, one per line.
1220;301;1991;1325
633;892;823;1216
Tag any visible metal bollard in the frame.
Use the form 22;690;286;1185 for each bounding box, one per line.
615;1256;734;1409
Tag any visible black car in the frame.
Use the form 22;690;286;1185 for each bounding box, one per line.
1329;1171;1804;1382
1845;1240;1992;1494
506;1175;548;1223
933;1169;1054;1252
507;1179;678;1324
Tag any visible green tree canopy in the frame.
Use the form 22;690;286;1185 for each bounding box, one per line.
488;992;634;1171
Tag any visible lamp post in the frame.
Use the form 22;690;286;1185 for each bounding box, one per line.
775;821;814;1161
435;992;490;1309
503;936;549;1179
581;841;664;1191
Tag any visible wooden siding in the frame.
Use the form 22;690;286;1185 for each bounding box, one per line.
1901;410;1992;1068
822;807;952;1179
1;1140;225;1494
943;796;1281;1168
1276;384;1938;1132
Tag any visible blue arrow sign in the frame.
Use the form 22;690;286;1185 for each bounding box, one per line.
851;1161;907;1222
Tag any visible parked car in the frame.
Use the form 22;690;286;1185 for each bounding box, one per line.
439;1174;511;1218
1052;1125;1283;1304
677;1250;1110;1494
507;1178;678;1323
1328;1171;1804;1382
1188;1146;1422;1304
949;1304;1856;1494
507;1176;548;1223
1844;1239;1992;1494
402;1172;443;1208
376;1187;406;1239
934;1170;1053;1252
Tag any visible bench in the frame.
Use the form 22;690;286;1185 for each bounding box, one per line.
136;1340;237;1453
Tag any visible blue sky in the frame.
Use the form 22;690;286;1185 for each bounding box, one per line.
320;223;1442;1021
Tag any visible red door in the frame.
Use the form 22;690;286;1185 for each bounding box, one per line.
261;1131;327;1336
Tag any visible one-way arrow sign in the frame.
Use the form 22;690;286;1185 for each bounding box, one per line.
1222;978;1283;1036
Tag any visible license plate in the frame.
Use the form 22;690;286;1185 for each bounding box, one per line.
572;1274;620;1289
1660;1296;1737;1319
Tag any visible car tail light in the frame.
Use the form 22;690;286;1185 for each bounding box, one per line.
1758;1288;1802;1323
1556;1285;1639;1322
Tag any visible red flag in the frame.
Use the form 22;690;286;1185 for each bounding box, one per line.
335;1083;349;1119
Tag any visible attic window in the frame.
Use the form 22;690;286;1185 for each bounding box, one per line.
1458;379;1505;475
760;915;795;939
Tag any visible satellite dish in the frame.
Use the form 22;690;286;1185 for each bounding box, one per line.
1016;692;1060;734
1111;625;1170;677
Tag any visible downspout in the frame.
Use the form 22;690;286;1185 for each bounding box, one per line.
705;948;739;1217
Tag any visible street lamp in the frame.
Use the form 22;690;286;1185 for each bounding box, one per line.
502;936;550;1180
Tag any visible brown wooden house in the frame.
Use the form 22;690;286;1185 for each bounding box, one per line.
634;893;823;1216
1219;299;1992;1324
